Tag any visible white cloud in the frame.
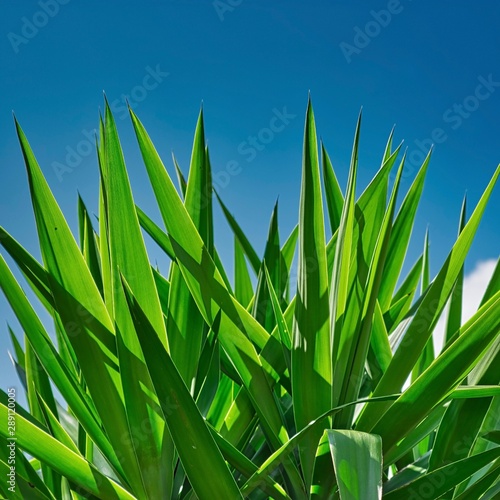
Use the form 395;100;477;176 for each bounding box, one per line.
433;258;498;354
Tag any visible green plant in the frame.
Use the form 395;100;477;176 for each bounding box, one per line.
1;98;500;499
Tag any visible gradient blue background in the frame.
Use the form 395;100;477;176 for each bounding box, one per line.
1;1;500;403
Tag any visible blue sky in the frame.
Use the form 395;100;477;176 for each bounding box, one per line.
1;1;500;398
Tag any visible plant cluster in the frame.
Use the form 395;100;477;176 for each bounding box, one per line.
1;99;499;499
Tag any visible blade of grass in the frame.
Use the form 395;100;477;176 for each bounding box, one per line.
264;264;292;376
450;386;500;398
8;325;26;369
103;98;171;498
444;196;467;345
384;404;447;465
0;226;54;310
77;195;103;296
14;116;143;494
265;265;292;352
335;155;405;428
0;458;53;500
0;399;136;500
328;430;382;500
234;236;253;307
97;123;114;317
429;257;500;473
136;205;176;259
373;290;500;456
383;294;413;334
330;113;360;404
209;433;291;499
292;97;332;489
25;340;60;497
121;277;243;500
321;142;344;235
253;202;284;332
390;254;423;308
369;301;392;378
168;113;214;394
358;164;500;431
215;190;261;275
0;434;55;500
172;152;187;198
377;152;430;311
0;250;124;484
384;447;500;500
454;458;500;500
412;229;433;384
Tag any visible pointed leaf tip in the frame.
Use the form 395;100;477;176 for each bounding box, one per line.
103;93;111;114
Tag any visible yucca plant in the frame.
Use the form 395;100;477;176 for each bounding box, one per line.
1;97;500;500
